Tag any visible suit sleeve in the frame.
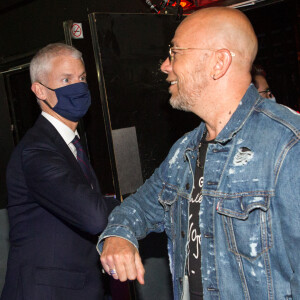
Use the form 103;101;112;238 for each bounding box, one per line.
22;146;114;235
103;196;120;213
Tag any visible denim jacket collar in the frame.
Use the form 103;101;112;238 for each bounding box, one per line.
215;84;260;144
185;84;260;150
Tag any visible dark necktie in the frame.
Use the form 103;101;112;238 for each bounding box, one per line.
72;136;93;187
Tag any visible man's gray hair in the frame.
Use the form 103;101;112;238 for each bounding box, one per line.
29;43;83;83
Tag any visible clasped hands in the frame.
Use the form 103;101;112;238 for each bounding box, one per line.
100;236;145;284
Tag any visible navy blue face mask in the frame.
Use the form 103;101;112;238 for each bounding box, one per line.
40;82;91;122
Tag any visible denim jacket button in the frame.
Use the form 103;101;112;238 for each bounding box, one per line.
186;183;190;190
181;231;185;238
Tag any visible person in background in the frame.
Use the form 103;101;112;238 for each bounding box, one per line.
98;7;300;300
251;64;276;101
1;43;118;300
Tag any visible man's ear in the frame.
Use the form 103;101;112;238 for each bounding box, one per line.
210;49;233;80
31;82;47;100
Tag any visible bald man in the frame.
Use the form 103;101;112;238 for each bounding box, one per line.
98;7;300;300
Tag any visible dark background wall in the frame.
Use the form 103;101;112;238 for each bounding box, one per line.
247;0;300;111
0;0;149;69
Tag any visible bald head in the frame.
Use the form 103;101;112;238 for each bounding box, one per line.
160;6;259;133
176;7;258;68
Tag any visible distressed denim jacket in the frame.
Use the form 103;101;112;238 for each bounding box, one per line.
98;85;300;300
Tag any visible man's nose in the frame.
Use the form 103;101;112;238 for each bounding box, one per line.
161;57;172;74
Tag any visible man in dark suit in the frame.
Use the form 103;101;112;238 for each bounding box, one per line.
1;43;118;300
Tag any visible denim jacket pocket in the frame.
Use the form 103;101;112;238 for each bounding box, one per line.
158;185;179;236
217;195;273;260
158;185;179;212
158;184;183;258
159;184;189;285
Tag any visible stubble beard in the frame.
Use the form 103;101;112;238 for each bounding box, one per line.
169;79;200;112
169;61;207;112
169;93;194;112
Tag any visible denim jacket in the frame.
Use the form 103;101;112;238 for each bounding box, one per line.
98;85;300;300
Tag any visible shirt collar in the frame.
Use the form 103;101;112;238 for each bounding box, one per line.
41;111;79;145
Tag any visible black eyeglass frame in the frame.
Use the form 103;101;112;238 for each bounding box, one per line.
259;88;274;99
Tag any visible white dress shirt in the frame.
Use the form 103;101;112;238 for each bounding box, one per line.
41;112;79;159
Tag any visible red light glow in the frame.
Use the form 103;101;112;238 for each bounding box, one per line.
171;0;193;8
171;0;221;10
179;0;193;8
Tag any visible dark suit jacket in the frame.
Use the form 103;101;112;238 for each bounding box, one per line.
1;115;118;300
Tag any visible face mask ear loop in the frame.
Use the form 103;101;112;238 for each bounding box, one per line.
41;99;54;110
38;82;55;109
39;81;55;91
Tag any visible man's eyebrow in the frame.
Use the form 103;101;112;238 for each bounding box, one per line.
59;73;72;77
59;71;86;77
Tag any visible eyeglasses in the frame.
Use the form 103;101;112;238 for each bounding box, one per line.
259;88;273;98
168;45;236;62
259;88;271;94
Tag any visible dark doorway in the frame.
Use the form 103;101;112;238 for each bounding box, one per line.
0;65;38;208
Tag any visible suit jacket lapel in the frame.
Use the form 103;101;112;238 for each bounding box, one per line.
36;115;96;188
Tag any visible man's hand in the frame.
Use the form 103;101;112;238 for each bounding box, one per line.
100;236;145;284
